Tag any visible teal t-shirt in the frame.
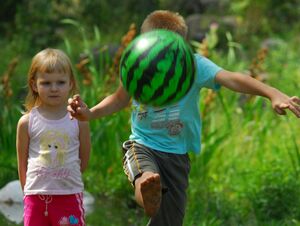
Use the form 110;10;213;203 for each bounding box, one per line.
129;54;222;154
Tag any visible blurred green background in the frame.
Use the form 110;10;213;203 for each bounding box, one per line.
1;0;300;225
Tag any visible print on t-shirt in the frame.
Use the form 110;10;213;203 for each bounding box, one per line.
38;130;69;167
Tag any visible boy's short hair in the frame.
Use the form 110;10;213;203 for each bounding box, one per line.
141;10;188;38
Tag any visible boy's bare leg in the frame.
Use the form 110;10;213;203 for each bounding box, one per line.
134;172;162;217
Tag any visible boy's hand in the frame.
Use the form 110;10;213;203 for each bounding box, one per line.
271;95;300;117
67;94;91;121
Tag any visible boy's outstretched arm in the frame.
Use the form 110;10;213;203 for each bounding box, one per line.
215;70;300;117
68;84;131;121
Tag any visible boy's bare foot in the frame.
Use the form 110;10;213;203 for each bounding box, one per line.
140;173;162;217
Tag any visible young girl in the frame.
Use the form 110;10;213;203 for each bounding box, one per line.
16;48;91;226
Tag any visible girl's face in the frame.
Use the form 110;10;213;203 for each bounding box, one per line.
32;71;73;108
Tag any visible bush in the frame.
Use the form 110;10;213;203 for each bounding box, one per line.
251;167;300;222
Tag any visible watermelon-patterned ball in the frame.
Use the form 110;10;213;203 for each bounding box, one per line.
120;29;195;107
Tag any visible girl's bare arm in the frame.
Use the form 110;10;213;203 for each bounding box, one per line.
16;115;30;191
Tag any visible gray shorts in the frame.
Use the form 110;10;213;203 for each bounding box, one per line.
122;140;190;226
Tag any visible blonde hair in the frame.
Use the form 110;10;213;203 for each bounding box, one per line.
141;10;188;38
24;48;78;112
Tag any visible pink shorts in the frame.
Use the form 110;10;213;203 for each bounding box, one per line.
23;193;85;226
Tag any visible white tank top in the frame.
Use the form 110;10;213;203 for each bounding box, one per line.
24;107;84;195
